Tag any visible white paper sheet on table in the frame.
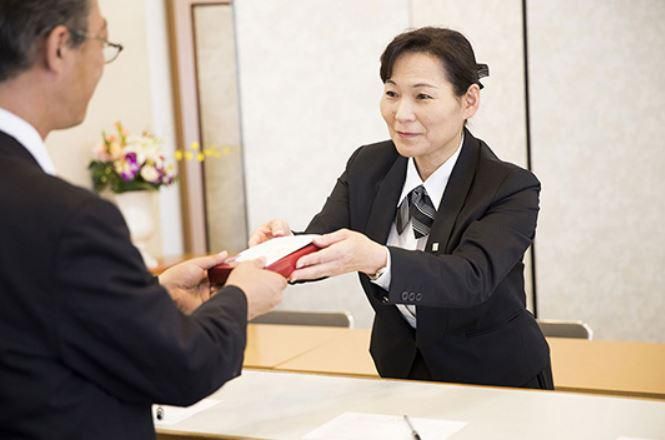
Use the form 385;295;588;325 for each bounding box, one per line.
303;412;467;440
617;437;661;440
152;399;220;426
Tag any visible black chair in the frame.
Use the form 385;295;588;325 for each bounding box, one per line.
537;319;593;339
250;310;354;328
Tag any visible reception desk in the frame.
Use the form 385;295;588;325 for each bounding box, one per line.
154;326;665;439
156;369;665;440
246;324;665;400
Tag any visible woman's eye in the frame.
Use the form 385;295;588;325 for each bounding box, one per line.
385;90;398;98
416;93;433;100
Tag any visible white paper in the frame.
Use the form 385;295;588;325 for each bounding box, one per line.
232;234;320;267
616;437;660;440
303;412;467;440
152;399;220;426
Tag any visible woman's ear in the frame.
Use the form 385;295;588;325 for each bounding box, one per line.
462;83;481;119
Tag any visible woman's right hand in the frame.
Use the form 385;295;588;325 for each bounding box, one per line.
248;219;292;247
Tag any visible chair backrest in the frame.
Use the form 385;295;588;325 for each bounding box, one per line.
250;310;354;328
537;319;593;339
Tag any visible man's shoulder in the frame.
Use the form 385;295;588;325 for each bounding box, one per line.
3;158;119;226
38;169;104;208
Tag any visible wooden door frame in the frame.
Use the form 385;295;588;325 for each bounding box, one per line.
166;0;233;254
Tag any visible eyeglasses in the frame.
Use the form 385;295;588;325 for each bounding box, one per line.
69;29;124;64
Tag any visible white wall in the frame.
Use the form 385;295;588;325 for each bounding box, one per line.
145;0;184;258
529;0;665;341
234;0;410;327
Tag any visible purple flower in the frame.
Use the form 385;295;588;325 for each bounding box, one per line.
120;169;137;181
125;152;138;165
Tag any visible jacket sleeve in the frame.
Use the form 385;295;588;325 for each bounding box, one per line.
53;197;247;406
385;167;540;308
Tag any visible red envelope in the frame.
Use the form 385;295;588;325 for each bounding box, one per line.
208;243;320;285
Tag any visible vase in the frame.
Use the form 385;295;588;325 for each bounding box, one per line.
113;191;158;269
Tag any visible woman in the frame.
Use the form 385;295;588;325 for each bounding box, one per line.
250;27;552;389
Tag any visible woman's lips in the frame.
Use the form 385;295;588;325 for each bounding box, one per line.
396;131;421;139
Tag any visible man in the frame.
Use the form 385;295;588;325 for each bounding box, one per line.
0;1;287;438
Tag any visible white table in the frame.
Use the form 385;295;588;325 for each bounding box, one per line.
157;369;665;440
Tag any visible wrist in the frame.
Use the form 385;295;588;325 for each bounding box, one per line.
366;244;388;277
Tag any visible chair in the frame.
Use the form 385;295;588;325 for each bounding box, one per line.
537;319;593;339
250;310;354;328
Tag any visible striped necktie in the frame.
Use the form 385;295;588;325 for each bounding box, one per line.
395;185;436;239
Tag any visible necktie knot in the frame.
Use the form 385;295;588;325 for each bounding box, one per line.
396;185;436;239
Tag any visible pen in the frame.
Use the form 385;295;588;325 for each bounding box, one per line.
156;406;164;421
403;414;421;440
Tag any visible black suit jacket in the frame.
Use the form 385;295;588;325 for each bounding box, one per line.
306;129;550;387
0;131;248;439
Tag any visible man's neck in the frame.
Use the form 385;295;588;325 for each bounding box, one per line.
0;75;51;139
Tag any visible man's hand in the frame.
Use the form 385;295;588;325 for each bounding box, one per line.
248;219;292;247
159;252;228;314
290;229;387;281
226;259;288;320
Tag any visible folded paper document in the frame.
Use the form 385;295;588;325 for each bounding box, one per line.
208;234;321;284
303;412;467;440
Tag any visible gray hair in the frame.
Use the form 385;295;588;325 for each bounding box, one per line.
0;0;91;82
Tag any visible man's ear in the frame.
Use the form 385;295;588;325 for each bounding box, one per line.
43;25;71;73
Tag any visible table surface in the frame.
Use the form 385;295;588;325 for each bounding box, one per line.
247;325;665;399
243;324;342;369
157;369;665;440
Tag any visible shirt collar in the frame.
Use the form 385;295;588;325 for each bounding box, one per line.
0;107;56;175
397;133;464;211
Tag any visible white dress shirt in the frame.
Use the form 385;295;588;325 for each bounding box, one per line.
0;107;55;175
371;135;463;328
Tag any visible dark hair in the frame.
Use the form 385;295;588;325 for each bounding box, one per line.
380;27;489;96
0;0;90;82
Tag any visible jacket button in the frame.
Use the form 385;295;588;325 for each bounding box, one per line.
381;296;390;304
408;292;416;301
415;293;422;301
401;291;409;301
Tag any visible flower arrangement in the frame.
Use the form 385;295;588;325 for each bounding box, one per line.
89;122;177;193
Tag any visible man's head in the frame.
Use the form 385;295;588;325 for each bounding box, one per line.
0;0;111;135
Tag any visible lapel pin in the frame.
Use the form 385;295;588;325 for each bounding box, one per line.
432;242;439;252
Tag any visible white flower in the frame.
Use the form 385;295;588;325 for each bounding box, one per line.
140;165;161;183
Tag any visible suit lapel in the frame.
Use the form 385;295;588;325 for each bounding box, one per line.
426;128;480;253
364;154;408;245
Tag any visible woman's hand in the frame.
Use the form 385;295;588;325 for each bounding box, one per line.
290;229;387;281
158;252;228;314
248;219;292;247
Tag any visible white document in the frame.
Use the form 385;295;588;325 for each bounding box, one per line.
303;412;467;440
232;234;320;267
152;399;220;426
616;437;660;440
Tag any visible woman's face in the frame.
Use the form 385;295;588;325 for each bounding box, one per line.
380;52;478;175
